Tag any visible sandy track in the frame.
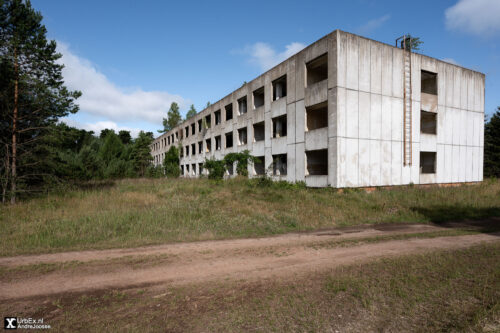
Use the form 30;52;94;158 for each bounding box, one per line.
0;223;448;267
0;223;498;300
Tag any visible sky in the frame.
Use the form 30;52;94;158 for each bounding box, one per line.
30;0;500;137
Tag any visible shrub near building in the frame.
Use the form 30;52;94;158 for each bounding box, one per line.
164;146;181;178
203;150;258;180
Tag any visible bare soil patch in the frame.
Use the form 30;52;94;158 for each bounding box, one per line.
0;221;498;300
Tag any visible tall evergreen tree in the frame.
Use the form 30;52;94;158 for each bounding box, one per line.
99;128;114;139
131;131;154;177
186;104;197;119
158;102;181;133
0;0;80;203
118;130;132;145
163;145;180;178
98;131;124;164
484;108;500;178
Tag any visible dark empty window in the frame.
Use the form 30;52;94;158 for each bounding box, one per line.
420;152;436;174
254;156;265;175
185;145;189;156
306;149;328;175
273;154;287;176
306;53;328;86
421;70;437;95
205;138;211;152
225;132;233;148
185;126;189;138
421;111;437;134
191;143;196;155
191;123;195;135
306;102;328;131
225;103;233;121
198;119;202;132
238;127;247;145
198;141;203;154
273;75;287;101
238;96;247;115
205;115;211;128
253;87;264;109
272;115;287;138
215;135;221;150
253;122;265;142
215;110;221;125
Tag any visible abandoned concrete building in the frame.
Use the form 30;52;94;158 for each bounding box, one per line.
151;29;485;187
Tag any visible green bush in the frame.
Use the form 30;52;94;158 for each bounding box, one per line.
145;165;163;178
104;158;129;179
203;150;258;180
203;159;226;180
223;150;259;177
163;146;180;178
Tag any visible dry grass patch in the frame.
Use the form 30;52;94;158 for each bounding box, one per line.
1;177;499;256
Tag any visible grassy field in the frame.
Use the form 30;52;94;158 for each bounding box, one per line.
1;177;499;256
2;243;498;332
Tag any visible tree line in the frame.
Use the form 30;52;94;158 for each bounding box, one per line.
1;0;499;205
0;0;158;203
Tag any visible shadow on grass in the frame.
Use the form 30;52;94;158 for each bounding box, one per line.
412;206;500;234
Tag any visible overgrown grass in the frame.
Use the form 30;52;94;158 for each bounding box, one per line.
2;243;498;332
1;177;499;256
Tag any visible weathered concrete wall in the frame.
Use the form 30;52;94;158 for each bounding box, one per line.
333;31;484;187
151;29;484;187
152;32;338;186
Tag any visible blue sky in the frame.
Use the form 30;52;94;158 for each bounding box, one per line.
31;0;500;137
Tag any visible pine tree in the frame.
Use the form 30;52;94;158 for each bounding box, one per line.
0;0;80;203
118;130;132;145
158;102;181;133
99;128;114;139
98;131;124;164
163;145;180;178
186;104;197;119
484;108;500;178
131;131;154;177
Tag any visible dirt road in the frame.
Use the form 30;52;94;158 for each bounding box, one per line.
1;222;498;300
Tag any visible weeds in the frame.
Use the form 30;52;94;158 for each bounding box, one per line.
1;178;499;256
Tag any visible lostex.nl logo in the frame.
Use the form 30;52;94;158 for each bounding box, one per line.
4;317;17;329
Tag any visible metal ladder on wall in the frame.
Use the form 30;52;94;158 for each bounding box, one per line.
396;35;413;166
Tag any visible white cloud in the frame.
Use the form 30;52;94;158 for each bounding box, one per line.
61;118;143;138
442;58;460;66
238;42;306;71
57;43;189;125
445;0;500;36
356;14;391;35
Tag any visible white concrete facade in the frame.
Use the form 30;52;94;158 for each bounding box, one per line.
151;30;485;187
